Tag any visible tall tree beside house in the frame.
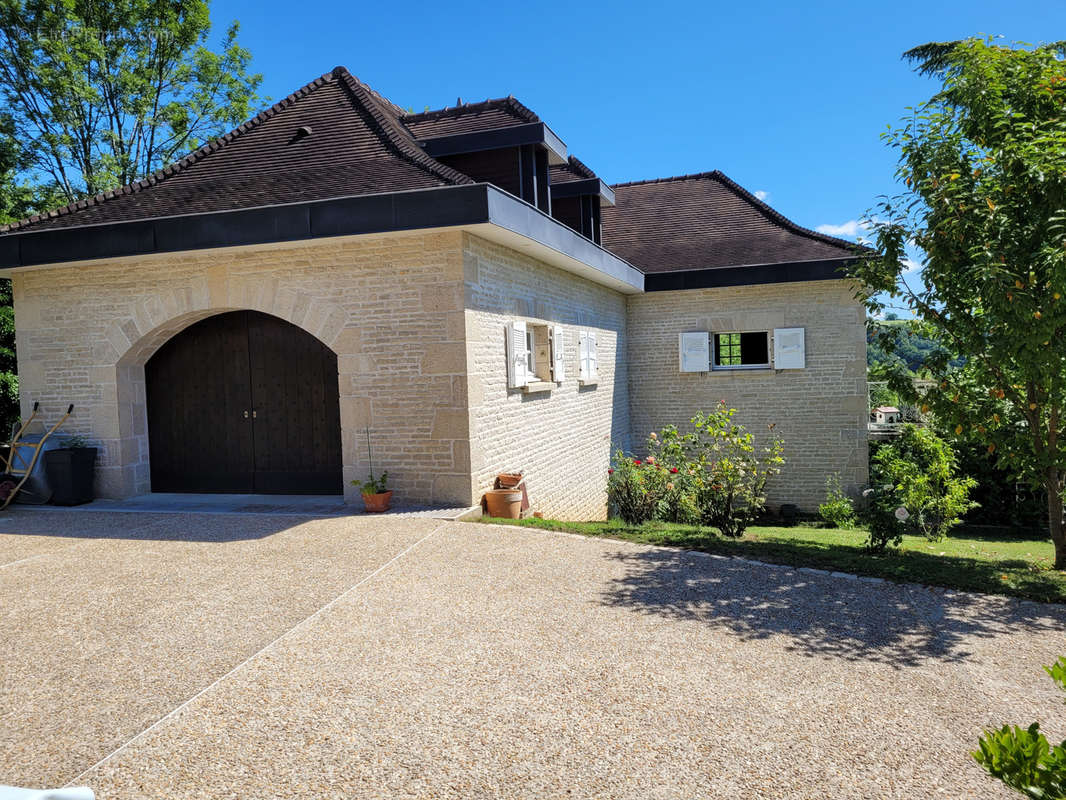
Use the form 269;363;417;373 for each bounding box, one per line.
0;0;262;432
0;0;263;200
0;111;61;433
852;38;1066;569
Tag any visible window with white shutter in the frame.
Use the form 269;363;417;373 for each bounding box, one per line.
506;321;530;388
550;326;565;382
772;327;805;369
679;332;710;372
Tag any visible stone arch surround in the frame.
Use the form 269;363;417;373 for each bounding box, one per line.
107;287;348;499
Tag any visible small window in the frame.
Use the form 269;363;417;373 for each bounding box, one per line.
508;320;559;390
525;329;537;374
713;332;769;369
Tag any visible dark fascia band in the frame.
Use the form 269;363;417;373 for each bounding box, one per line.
643;258;856;290
0;184;493;269
0;183;645;294
418;122;568;165
549;178;616;206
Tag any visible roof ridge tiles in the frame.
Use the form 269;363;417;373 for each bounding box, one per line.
1;67;471;233
330;68;473;187
401;95;539;124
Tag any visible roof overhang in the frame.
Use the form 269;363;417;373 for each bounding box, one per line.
549;177;616;206
0;183;643;294
643;258;856;291
418;122;568;165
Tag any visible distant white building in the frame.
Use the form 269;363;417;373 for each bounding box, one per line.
872;406;901;424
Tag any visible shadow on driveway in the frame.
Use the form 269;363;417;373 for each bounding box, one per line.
599;547;1066;668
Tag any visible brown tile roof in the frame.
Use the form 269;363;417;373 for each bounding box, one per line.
601;171;860;273
5;67;472;232
548;156;598;185
400;97;538;139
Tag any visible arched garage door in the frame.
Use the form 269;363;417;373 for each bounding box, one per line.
146;310;342;494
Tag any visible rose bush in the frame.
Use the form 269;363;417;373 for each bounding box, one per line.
608;404;785;537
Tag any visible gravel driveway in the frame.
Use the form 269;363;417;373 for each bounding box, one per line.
1;509;1063;799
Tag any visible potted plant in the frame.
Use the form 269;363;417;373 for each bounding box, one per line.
351;427;392;512
44;434;97;506
352;470;391;512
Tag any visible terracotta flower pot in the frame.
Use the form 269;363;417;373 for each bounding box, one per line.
361;490;393;513
484;489;523;519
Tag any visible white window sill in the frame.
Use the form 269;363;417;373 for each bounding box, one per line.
711;365;772;372
522;381;555;394
578;378;598;387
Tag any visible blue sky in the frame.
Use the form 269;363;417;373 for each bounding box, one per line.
214;0;1063;244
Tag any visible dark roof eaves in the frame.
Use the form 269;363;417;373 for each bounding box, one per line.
637;254;858;275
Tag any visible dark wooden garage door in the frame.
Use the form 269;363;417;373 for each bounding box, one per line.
146;311;342;494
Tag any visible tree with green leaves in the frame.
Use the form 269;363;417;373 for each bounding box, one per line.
852;38;1066;569
0;0;263;201
0;0;261;433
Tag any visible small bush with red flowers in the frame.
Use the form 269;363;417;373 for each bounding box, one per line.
606;451;666;525
607;402;785;537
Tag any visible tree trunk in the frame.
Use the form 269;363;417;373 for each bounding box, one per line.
1047;467;1066;570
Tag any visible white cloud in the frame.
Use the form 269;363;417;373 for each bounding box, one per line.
816;219;867;238
754;190;770;201
902;257;923;274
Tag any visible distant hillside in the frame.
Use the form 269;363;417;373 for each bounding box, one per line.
867;317;963;375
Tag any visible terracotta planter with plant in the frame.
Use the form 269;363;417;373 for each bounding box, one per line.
351;427;392;513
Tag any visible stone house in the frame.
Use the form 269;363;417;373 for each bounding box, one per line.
0;67;868;518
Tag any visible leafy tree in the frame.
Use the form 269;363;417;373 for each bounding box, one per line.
852;38;1066;568
865;424;977;549
0;0;261;433
0;0;263;201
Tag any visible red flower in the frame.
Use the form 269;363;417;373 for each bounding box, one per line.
633;459;642;465
671;467;679;474
608;469;614;475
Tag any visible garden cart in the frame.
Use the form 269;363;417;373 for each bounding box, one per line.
0;402;74;510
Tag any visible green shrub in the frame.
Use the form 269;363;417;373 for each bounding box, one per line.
686;403;785;539
609;406;785;536
818;473;856;528
974;656;1066;798
607;450;665;525
863;424;977;550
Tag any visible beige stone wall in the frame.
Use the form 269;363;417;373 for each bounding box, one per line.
626;280;869;511
463;234;629;520
11;231;472;505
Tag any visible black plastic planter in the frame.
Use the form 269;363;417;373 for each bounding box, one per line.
44;447;97;506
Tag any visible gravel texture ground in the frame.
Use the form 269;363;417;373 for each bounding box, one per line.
2;510;1064;798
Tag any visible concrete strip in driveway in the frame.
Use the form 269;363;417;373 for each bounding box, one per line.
0;510;439;788
58;521;1064;799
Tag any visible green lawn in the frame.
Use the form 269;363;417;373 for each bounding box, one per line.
475;517;1066;603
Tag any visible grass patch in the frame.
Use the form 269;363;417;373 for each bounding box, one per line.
475;517;1066;603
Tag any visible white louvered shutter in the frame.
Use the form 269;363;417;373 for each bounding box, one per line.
576;330;599;381
506;321;530;387
679;332;710;372
551;326;566;382
773;327;805;369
